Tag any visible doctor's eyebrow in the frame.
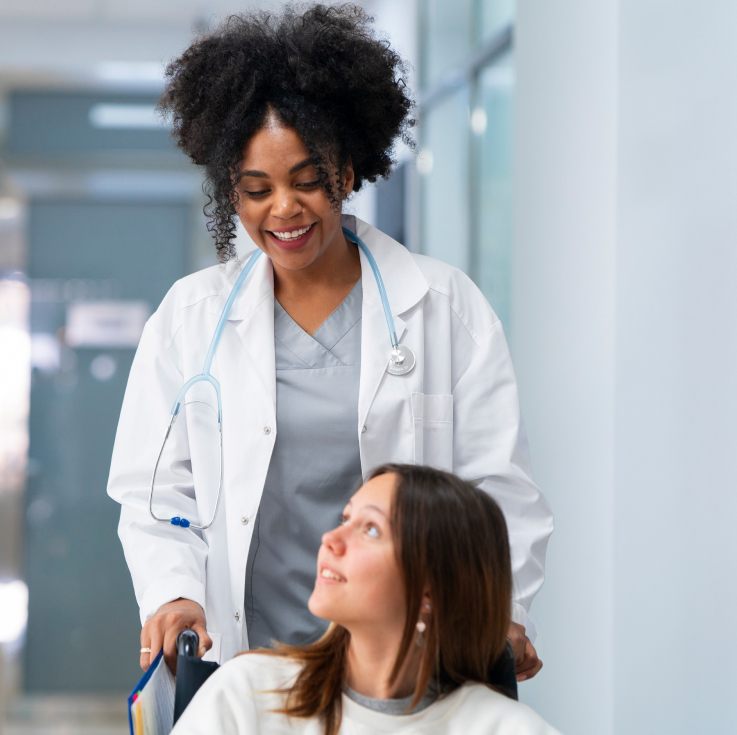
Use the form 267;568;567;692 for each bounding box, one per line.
235;157;315;181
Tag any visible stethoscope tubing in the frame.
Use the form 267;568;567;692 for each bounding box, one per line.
149;227;410;530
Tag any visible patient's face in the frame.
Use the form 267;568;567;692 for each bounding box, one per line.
308;473;405;635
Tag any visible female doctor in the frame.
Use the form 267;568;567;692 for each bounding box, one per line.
107;4;552;683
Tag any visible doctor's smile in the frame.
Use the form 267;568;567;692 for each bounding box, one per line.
267;222;317;250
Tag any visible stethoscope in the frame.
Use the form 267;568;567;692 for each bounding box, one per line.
149;227;415;530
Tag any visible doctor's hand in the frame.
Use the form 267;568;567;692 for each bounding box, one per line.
508;621;543;682
140;598;212;674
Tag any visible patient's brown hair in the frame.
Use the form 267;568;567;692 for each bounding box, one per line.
249;464;512;735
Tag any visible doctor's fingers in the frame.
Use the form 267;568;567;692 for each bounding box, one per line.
140;622;164;672
162;623;185;674
189;620;213;658
160;621;213;673
516;641;543;682
517;658;543;682
507;622;527;664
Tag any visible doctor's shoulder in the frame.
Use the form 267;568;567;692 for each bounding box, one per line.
410;252;501;342
144;259;245;342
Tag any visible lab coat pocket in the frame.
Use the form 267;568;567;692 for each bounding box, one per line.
202;632;222;664
411;393;454;472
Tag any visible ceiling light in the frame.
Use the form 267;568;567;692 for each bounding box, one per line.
88;104;166;130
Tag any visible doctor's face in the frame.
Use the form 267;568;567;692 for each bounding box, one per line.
232;114;354;274
308;473;406;636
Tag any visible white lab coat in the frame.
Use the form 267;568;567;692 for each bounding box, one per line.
107;217;553;664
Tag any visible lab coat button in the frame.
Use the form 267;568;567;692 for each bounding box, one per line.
362;425;367;433
235;611;240;621
263;426;271;435
241;517;248;525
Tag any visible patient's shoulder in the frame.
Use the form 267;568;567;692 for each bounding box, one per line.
171;653;303;734
459;684;562;734
226;652;302;690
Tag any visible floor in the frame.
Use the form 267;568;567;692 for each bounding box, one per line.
1;648;128;735
2;695;128;735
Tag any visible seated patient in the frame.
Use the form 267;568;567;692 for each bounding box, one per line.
172;464;560;735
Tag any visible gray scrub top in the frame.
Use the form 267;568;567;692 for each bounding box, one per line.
244;278;363;649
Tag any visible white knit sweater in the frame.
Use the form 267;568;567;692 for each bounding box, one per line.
171;653;562;735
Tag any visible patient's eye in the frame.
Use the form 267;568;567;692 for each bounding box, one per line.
341;514;350;525
365;523;379;538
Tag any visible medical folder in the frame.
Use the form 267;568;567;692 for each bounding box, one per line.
128;649;176;735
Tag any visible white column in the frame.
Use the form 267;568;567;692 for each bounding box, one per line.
614;2;737;731
515;1;737;732
512;1;618;733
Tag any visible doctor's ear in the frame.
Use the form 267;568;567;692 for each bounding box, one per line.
340;158;355;198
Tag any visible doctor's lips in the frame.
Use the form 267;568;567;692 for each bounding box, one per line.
266;222;317;250
318;565;346;583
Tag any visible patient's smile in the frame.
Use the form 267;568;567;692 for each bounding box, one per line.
319;566;346;582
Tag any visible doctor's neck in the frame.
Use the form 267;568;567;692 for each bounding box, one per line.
271;227;361;300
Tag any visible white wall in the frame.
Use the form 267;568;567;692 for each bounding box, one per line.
514;1;737;733
512;1;617;732
614;2;737;732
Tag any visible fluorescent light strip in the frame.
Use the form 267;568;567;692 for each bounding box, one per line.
88;104;167;130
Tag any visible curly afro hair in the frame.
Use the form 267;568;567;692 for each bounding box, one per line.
158;2;415;262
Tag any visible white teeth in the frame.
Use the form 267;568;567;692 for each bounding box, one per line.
272;225;311;241
321;568;344;581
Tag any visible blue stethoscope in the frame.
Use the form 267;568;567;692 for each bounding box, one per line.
149;227;415;530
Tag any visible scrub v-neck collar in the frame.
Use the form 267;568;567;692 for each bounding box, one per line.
273;278;362;369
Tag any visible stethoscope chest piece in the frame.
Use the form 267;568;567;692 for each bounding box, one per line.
387;344;416;376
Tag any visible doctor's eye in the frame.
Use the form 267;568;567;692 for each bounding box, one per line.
365;523;379;538
341;514;350;525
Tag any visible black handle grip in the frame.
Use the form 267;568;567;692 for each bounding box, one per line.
173;630;220;725
176;629;199;659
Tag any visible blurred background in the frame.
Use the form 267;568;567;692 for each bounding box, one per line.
0;0;735;733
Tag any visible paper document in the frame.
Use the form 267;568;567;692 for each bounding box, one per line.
128;649;176;735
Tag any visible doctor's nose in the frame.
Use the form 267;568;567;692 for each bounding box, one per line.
271;187;303;220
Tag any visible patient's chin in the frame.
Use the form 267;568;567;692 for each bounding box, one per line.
307;590;328;619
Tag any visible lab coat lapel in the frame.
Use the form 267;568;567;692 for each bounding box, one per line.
208;252;276;626
211;251;277;411
355;218;427;444
358;281;401;434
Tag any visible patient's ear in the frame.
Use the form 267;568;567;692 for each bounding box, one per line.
421;588;432;613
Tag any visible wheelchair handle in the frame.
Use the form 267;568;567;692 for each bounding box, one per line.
177;629;199;659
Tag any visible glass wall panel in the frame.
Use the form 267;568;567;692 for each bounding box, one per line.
479;0;515;39
420;89;471;273
422;0;475;88
473;52;514;330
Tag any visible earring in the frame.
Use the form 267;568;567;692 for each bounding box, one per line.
415;619;427;646
424;603;431;611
